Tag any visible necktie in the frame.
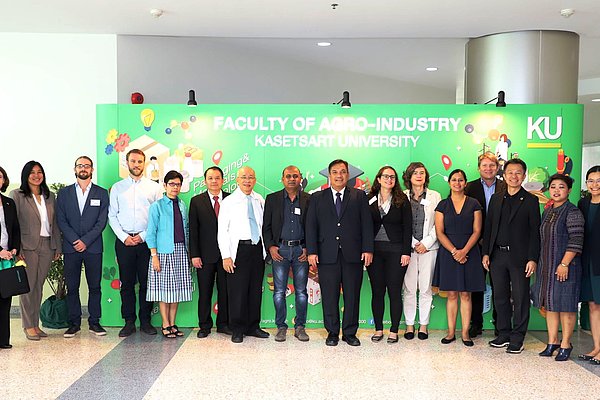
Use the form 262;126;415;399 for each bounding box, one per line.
213;196;220;217
247;196;260;244
335;192;342;217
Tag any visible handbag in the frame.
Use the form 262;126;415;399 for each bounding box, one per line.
0;257;31;298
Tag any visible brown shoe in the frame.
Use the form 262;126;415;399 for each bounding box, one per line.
294;326;309;342
275;327;287;342
24;328;40;341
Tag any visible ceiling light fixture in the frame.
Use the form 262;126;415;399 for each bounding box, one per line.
150;8;164;18
426;67;438;72
187;90;197;107
560;8;575;18
592;98;600;102
333;91;351;108
317;42;332;47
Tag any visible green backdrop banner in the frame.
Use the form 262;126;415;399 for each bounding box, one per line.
96;104;583;330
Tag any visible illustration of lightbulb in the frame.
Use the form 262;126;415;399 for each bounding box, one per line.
140;109;155;131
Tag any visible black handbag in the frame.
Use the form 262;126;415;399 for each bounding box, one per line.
0;259;31;298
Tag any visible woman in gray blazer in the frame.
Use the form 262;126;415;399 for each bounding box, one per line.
10;161;61;340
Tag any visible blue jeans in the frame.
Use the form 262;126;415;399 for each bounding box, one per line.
272;244;308;328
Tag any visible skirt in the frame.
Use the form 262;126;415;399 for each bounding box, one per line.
146;242;193;303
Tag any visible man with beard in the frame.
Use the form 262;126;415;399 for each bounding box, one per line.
108;149;163;337
56;156;109;337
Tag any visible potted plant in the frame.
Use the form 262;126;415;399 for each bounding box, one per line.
40;183;70;329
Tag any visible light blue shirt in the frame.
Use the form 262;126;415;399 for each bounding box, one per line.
108;176;163;243
481;178;497;211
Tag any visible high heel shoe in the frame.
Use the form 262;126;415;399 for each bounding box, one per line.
555;345;573;361
24;328;40;341
539;343;561;357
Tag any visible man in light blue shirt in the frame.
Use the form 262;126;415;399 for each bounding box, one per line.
108;149;162;337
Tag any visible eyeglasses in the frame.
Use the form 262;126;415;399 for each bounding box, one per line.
586;179;600;185
381;174;396;180
167;182;182;188
75;164;92;169
284;174;300;179
238;176;256;181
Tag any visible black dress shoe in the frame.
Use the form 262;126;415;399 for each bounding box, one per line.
118;321;136;337
197;328;210;338
418;330;429;340
462;339;474;347
404;331;415;340
246;329;270;339
140;324;157;335
231;333;243;343
342;335;361;346
555;345;573;361
468;325;482;338
216;326;233;335
325;333;339;346
539;343;561;357
0;344;12;349
441;336;456;344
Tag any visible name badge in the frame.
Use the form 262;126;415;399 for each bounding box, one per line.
294;207;301;215
368;196;377;205
90;199;101;206
420;199;430;206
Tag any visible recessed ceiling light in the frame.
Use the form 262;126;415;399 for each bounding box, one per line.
592;98;600;102
426;67;438;72
317;42;332;47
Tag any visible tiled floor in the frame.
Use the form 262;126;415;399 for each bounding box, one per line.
1;318;599;400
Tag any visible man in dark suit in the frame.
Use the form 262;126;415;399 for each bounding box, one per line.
482;158;540;354
306;159;374;346
465;152;506;338
56;156;109;338
189;166;231;338
263;165;311;342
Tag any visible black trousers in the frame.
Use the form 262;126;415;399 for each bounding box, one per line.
197;260;229;330
489;250;531;345
0;295;11;346
367;242;407;333
319;249;363;336
115;239;153;324
64;252;102;326
471;269;497;328
227;242;265;335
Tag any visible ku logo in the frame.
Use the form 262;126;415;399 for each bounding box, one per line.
527;116;563;140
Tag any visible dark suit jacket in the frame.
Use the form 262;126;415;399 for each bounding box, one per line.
369;195;412;256
465;178;506;223
56;183;109;254
306;187;374;264
578;197;600;275
262;189;310;251
482;187;541;266
189;191;230;264
0;194;21;254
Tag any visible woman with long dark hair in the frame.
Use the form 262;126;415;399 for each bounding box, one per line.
10;161;61;340
367;166;412;343
0;166;21;349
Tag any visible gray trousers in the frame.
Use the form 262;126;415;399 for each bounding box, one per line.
20;237;54;329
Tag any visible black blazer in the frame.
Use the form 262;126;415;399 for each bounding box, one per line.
306;187;374;264
465;178;506;223
482;187;541;265
189;191;230;264
578;197;600;275
368;194;412;256
262;189;310;251
0;194;21;254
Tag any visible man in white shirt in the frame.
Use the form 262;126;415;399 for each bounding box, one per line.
108;149;162;337
217;166;268;343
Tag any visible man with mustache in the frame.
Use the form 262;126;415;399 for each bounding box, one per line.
56;156;109;338
108;149;163;337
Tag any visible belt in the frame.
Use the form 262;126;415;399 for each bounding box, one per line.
239;239;260;245
280;240;304;247
497;245;510;252
128;232;140;237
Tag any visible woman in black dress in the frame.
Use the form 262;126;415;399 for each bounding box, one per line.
433;169;484;346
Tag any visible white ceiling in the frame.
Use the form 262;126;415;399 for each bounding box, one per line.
2;0;600;94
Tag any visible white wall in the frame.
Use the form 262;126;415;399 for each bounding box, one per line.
0;33;117;186
116;36;455;105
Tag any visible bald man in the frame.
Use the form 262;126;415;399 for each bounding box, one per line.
217;166;268;343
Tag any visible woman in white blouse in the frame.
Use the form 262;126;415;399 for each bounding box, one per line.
10;161;61;340
402;162;441;340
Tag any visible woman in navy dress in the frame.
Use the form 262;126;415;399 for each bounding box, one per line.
577;166;600;363
433;169;484;346
531;174;584;361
